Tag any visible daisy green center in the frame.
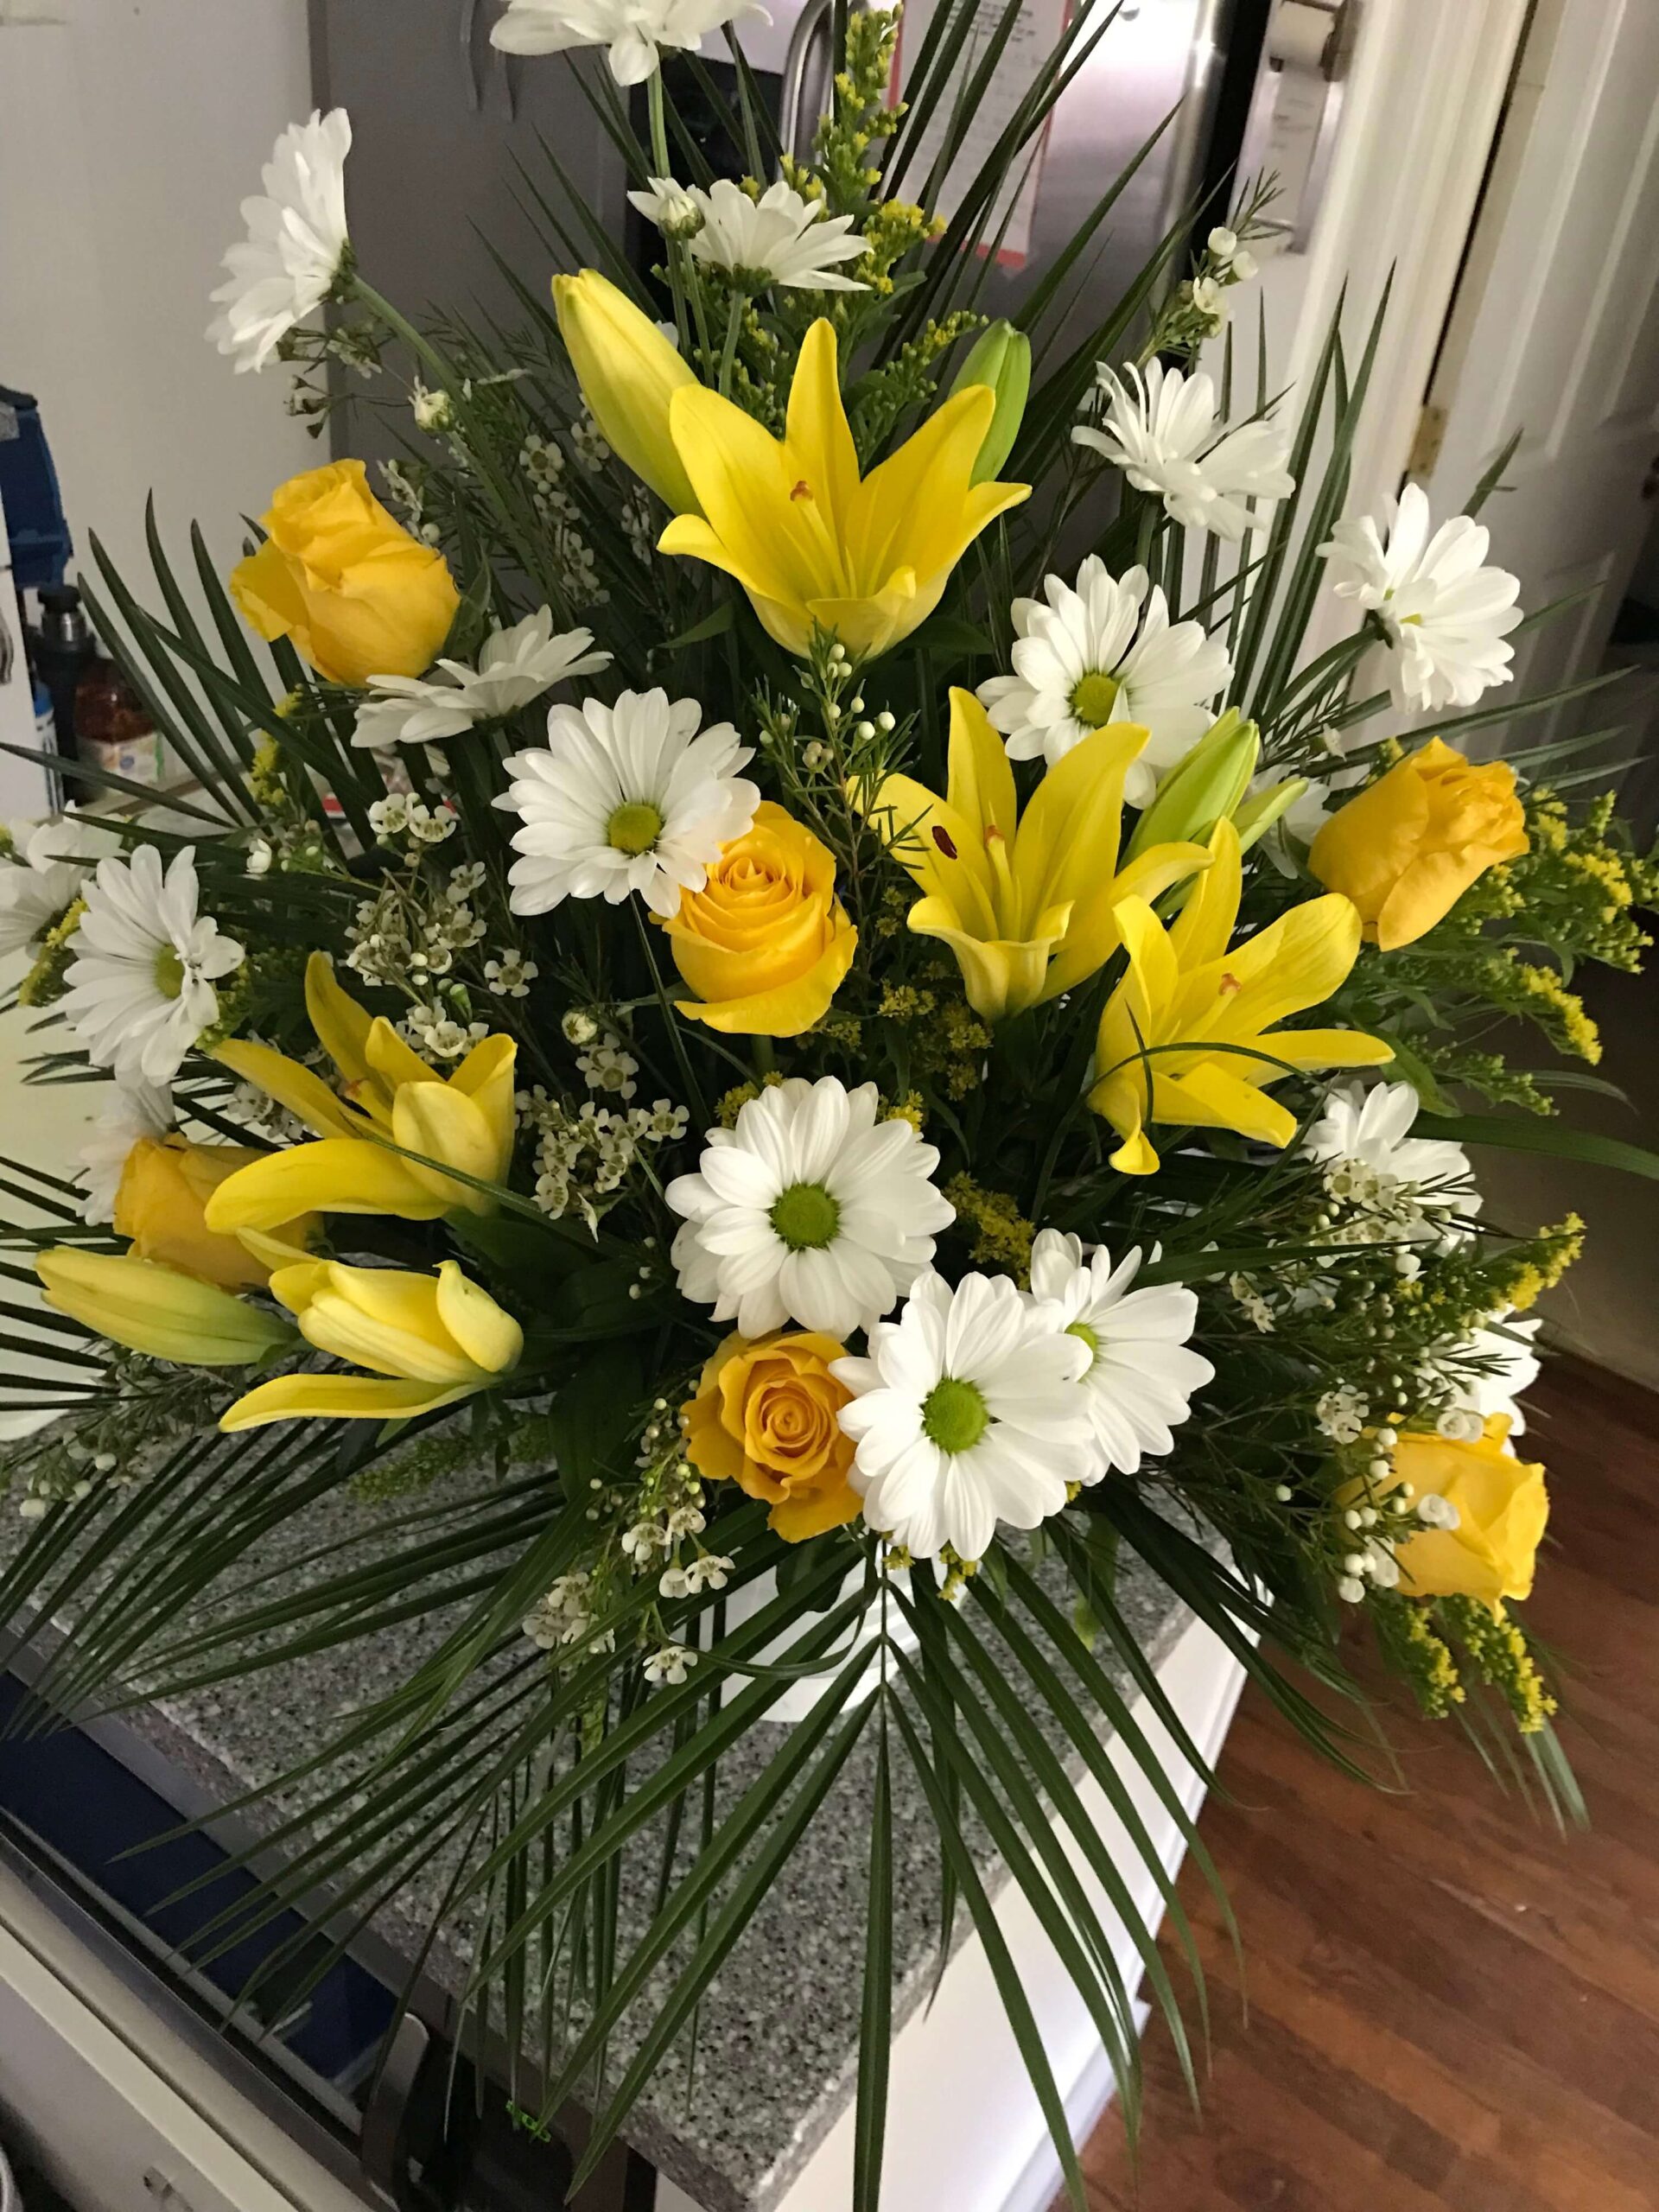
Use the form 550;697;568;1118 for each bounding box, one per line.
1066;1319;1100;1368
921;1376;990;1456
1070;670;1121;728
769;1181;841;1252
153;946;187;1000
607;800;664;856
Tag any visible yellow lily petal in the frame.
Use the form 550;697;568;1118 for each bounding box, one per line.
656;513;779;613
1197;893;1364;1039
1043;836;1211;1007
234;1224;315;1276
1169;817;1243;970
1172;1060;1300;1147
853;386;1007;583
391;1084;501;1214
1013;718;1145;925
785;319;861;547
945;689;1019;850
1109;1128;1162;1177
204;1139;444;1233
221;1374;476;1432
448;1034;518;1179
907;899;1065;1023
861;772;1000;938
365;1014;440;1096
1255;1027;1395;1069
305;952;375;1089
668;384;826;609
268;1257;334;1313
213;1039;362;1142
297;1267;481;1384
803;575;932;660
435;1259;523;1375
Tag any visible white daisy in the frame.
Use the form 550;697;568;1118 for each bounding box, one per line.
351;611;610;748
75;1079;173;1223
684;180;868;293
665;1077;955;1338
1027;1229;1213;1478
492;0;770;86
976;558;1233;801
59;846;245;1088
831;1271;1094;1560
1444;1309;1542;1436
207;109;352;374
1319;484;1522;713
1304;1081;1476;1224
496;687;758;920
1073;361;1294;542
626;176;705;239
0;817;120;957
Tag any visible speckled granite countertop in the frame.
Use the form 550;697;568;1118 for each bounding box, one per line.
0;1459;1193;2212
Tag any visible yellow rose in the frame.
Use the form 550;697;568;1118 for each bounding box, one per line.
230;460;461;687
683;1331;862;1542
664;802;856;1037
113;1135;314;1290
1390;1414;1548;1609
1309;737;1528;950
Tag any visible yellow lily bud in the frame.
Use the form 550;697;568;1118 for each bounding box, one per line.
230;461;460;688
552;270;701;516
1125;711;1259;861
219;1258;522;1431
948;321;1032;486
113;1135;314;1289
206;955;517;1235
1232;776;1308;854
35;1249;293;1367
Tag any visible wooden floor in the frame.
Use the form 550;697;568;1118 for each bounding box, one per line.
1074;1358;1659;2212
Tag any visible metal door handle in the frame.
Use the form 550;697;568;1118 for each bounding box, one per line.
779;0;835;169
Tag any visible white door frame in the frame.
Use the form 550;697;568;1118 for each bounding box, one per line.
1278;0;1531;642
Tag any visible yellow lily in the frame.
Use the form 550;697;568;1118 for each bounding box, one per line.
658;321;1029;658
1089;818;1394;1175
205;954;517;1236
857;688;1209;1021
35;1248;293;1367
220;1257;522;1431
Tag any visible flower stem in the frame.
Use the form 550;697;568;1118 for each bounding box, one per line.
350;276;563;619
646;76;694;357
717;298;744;398
634;901;710;1133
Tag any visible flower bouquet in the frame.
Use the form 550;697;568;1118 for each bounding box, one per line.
3;4;1656;2199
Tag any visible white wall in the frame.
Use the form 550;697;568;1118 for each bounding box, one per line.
0;0;317;687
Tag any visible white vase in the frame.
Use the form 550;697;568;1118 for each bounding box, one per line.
711;1565;919;1724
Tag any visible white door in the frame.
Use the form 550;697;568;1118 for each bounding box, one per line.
1418;0;1659;747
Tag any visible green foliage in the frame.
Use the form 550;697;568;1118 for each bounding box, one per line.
0;4;1650;2201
